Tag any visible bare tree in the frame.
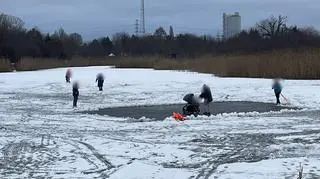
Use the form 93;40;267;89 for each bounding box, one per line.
299;26;320;36
154;27;167;38
256;15;288;38
53;27;68;41
0;13;25;67
69;33;83;46
0;13;24;32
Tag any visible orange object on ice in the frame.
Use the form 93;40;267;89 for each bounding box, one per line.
172;112;186;121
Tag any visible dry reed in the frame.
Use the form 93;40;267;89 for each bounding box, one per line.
1;48;320;79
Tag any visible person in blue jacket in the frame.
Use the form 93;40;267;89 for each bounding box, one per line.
272;78;282;105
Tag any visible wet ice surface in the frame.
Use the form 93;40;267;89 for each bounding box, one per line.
0;67;320;178
84;102;298;121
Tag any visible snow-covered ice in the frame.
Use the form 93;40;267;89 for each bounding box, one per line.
0;66;319;178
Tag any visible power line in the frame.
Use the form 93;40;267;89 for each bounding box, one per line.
135;19;139;36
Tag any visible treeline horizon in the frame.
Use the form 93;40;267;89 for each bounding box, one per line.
1;13;320;63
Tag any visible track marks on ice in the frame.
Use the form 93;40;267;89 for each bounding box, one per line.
0;140;59;177
77;140;114;169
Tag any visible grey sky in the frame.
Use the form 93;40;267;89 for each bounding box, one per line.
0;0;319;40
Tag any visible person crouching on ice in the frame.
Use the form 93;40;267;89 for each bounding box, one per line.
199;84;213;116
65;69;72;83
96;73;104;91
182;93;200;116
272;78;282;105
72;82;79;107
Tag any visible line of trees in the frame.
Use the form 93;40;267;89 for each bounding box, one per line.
1;13;320;63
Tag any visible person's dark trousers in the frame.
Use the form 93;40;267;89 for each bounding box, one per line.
202;99;212;116
275;92;281;104
98;80;103;91
66;76;70;83
73;96;78;107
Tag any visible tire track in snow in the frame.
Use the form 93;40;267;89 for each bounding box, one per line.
74;140;138;178
192;149;243;179
76;140;114;169
190;133;277;179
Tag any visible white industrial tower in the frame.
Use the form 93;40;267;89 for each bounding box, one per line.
223;12;241;39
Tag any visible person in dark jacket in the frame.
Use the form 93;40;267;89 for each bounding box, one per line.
65;69;72;83
182;93;200;116
272;78;282;105
96;73;104;91
199;84;213;116
72;82;79;107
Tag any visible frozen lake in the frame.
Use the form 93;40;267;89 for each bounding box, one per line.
84;101;297;121
0;66;319;178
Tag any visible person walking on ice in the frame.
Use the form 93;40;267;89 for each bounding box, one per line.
96;73;104;91
199;84;213;116
272;78;282;105
72;82;79;107
65;69;72;83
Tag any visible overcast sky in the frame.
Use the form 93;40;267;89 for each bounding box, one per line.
0;0;319;40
